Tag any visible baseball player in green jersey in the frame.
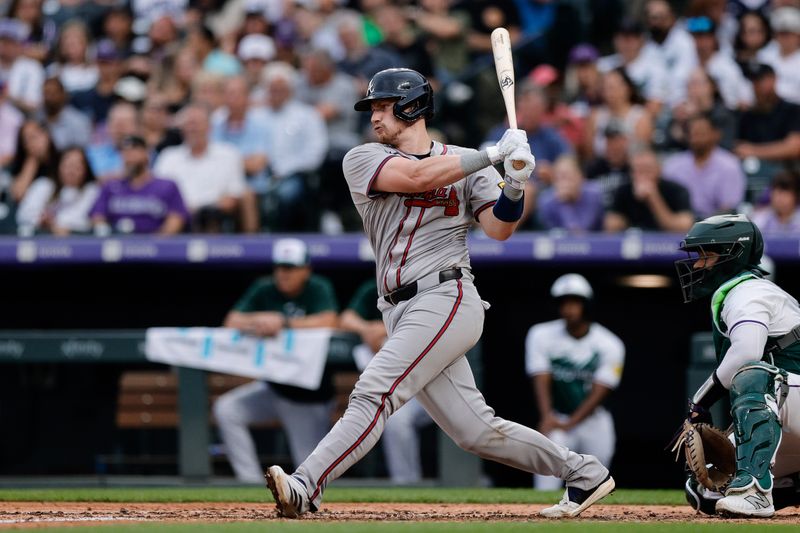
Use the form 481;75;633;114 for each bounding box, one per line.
341;279;434;485
213;238;339;483
527;274;625;490
265;68;614;519
675;214;800;517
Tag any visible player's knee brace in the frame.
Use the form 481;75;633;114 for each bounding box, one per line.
728;362;787;492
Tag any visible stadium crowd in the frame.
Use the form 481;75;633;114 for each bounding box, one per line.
0;0;799;236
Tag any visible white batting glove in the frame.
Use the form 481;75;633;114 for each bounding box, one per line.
503;146;536;190
486;128;529;164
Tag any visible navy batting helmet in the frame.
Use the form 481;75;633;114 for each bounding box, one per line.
354;68;434;122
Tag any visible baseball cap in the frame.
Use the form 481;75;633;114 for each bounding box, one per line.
238;34;276;62
0;18;30;42
529;64;559;87
616;18;644;36
272;238;309;267
96;39;124;61
771;7;800;34
686;16;716;35
568;43;599;65
604;121;626;138
120;134;147;150
742;62;775;81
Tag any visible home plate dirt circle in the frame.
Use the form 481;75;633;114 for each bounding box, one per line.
1;502;799;527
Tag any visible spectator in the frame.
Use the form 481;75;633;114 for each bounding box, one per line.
588;68;652;160
667;67;737;151
101;6;134;57
140;93;182;158
191;70;226;115
734;10;772;67
261;63;329;232
297;49;360;231
0;78;23;168
459;0;520;58
154;103;247;233
756;7;800;105
604;148;694;232
213;238;338;483
585;123;631;207
685;16;753;110
644;0;697;106
90;134;188;235
597;18;669;114
528;64;586;150
336;9;401;92
144;14;182;62
237;34;276;105
339;279;434;485
485;81;571;185
70;39;125;125
412;0;470;82
39;77;92;151
86;102;139;181
16;146;98;236
8;0;55;63
7;120;58;203
186;23;241;77
150;46;197;113
563;43;603;119
527;274;624;490
50;20;98;94
0;17;45;114
373;3;435;80
735;62;800;166
293;3;346;63
751;170;800;233
662;113;746;219
537;155;604;233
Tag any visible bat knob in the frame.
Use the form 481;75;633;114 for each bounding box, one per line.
512;160;526;170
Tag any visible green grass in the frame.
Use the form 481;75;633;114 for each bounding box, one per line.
0;487;685;505
25;523;799;533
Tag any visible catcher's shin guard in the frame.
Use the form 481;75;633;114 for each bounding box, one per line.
727;362;786;493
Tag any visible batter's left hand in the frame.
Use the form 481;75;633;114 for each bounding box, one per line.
503;146;535;190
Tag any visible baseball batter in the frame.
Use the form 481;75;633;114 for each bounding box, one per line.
266;68;614;518
526;274;625;490
676;214;800;517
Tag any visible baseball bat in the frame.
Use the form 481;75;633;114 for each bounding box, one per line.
490;27;526;170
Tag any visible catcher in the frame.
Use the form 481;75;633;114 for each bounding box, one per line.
673;214;800;517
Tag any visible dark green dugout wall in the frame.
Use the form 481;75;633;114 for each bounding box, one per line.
2;261;796;487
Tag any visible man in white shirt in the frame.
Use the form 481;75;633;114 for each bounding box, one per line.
644;0;698;106
0;18;44;114
154;103;246;232
757;7;800;106
261;62;329;231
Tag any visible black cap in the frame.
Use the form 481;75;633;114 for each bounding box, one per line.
120;135;147;149
604;121;626;138
743;62;775;81
617;18;644;35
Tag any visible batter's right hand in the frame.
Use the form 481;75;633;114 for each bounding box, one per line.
487;128;529;164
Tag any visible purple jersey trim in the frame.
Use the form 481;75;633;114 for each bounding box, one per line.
728;319;768;334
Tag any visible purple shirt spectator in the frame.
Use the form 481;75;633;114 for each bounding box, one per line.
750;208;800;233
89;176;189;234
661;147;745;219
538;183;605;232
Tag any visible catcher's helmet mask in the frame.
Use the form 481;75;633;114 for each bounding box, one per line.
355;68;434;122
675;214;766;303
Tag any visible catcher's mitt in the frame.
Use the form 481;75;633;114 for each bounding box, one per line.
671;420;735;492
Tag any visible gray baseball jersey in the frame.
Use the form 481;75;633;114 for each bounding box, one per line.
342;141;502;294
291;139;609;511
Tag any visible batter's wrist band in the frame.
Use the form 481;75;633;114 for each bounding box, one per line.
492;188;524;222
460;149;493;175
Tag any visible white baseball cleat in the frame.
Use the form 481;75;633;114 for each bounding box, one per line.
265;465;311;518
715;485;775;518
539;475;615;518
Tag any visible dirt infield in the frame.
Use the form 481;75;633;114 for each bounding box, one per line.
1;502;799;528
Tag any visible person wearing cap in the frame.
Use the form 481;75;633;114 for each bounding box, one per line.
584;122;632;207
526;273;625;490
756;6;800;105
0;17;45;114
70;39;126;125
213;238;339;483
86;101;139;181
39;76;92;150
89;134;189;235
564;43;603;117
529;64;586;150
597;17;669;114
237;33;276;104
685;16;753;110
662;112;746;219
0;77;23;168
643;0;697;106
735;62;800;165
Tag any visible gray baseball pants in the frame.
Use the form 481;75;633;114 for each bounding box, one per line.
294;277;609;508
